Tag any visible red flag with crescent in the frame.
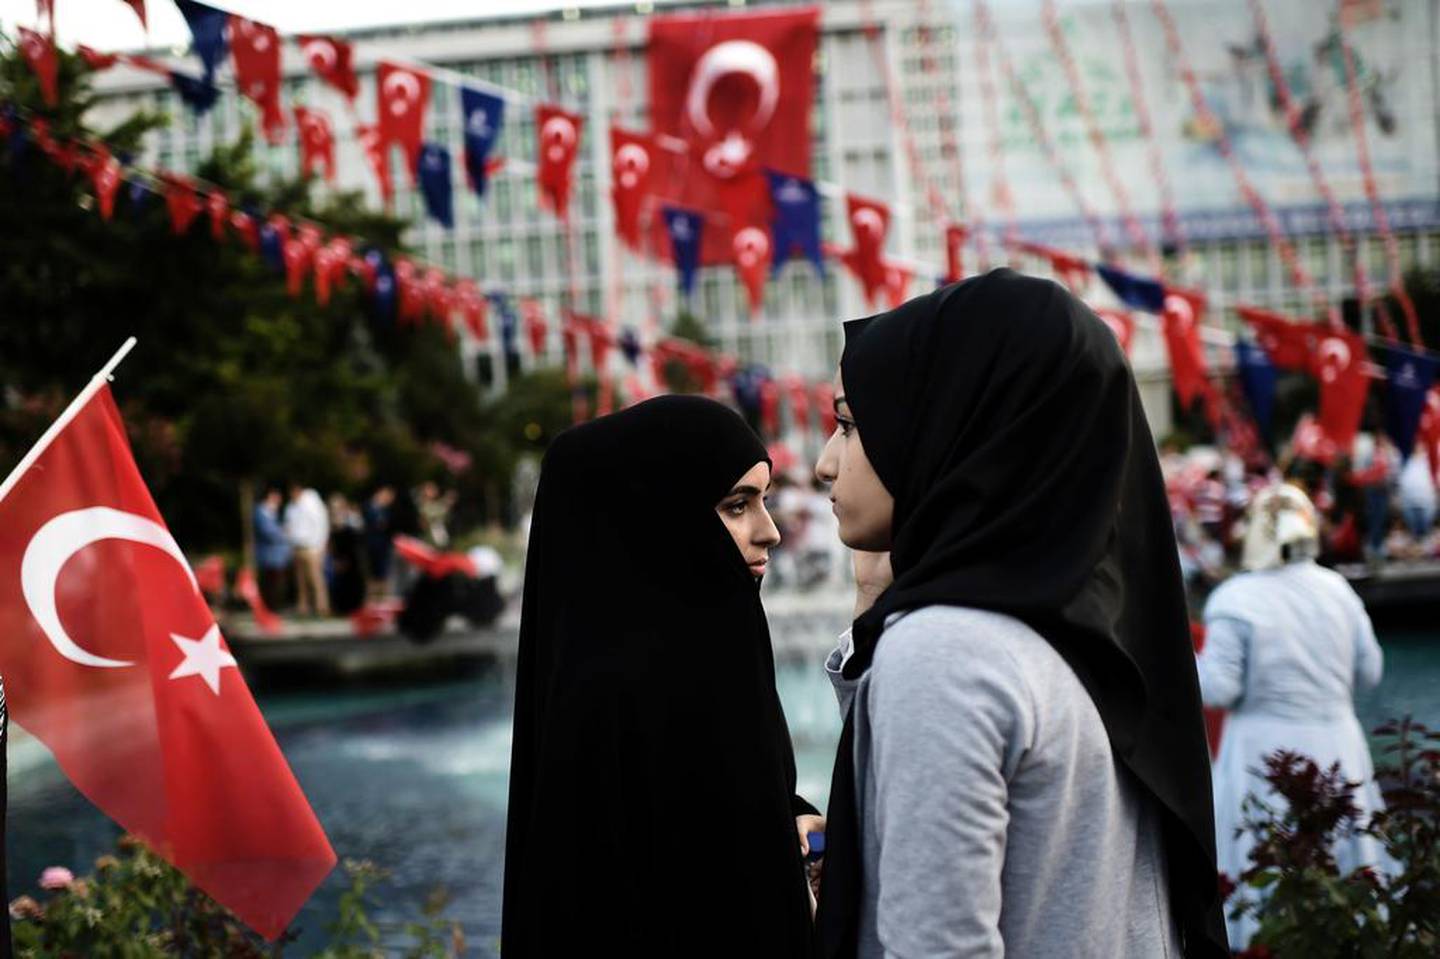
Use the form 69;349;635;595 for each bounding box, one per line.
162;175;204;235
86;145;123;221
297;35;358;101
355;124;393;208
732;225;771;315
536;104;583;222
1311;328;1370;455
610;126;658;251
205;190;228;242
18;27;59;106
455;280;489;340
883;262;913;309
229;16;286;144
1161;286;1217;420
1236;305;1319;371
294;106;336;182
843;194;890;306
523;298;549;357
945;225;967;283
0;385;335;939
376;61;432;183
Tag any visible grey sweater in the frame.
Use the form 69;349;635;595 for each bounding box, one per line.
826;605;1181;958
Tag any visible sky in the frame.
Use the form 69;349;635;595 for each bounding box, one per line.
0;0;690;52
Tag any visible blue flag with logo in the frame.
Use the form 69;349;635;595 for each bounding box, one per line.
460;87;505;199
1097;263;1166;313
1234;340;1279;439
169;71;220;116
258;219;285;273
126;179;150;212
765;170;824;278
729;364;769;421
174;1;229;83
489;291;519;356
1382;345;1438;460
365;249;395;321
417;142;454;228
619;327;642;367
662;206;704;298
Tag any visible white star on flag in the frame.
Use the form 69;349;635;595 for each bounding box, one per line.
169;624;238;695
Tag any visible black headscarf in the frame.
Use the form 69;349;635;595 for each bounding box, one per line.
502;395;815;958
814;269;1228;957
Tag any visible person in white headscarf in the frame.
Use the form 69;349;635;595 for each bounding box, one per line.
1198;483;1388;948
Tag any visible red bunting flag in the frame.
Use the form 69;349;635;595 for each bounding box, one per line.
522;298;549;357
376;61;431;183
0;382;335;939
422;268;453;334
230;17;286;144
845;194;890;306
1161;287;1217;419
944;224;967;283
784;377;811;432
393;259;424;324
78;45;120;71
355;124;394;209
1291;412;1338;465
282;235;311;298
814;381;837;436
610;126;656;251
454;280;488;340
732;225;771;315
312;238;350;308
759;379;781;436
1014;240;1090;292
883;262;914;309
86;145;122;221
1236;305;1319;371
18;27;59;107
162;175;204;235
297;35;358;101
1419;387;1440;484
229;210;260;252
536;105;583;221
1094;308;1134;357
120;0;147;29
205;190;228;241
294;106;336;182
1311;328;1370;455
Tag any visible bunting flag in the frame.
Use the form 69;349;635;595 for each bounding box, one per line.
120;0;146;29
536;104;582;221
394;258;423;324
1160;287;1216;419
258;214;286;273
229;17;285;144
845;194;890;306
766;171;823;277
1421;388;1440;483
1234;340;1279;439
294;106;336;182
1311;328;1370;454
883;262;913;309
127;180;150;213
18;28;59;107
376;61;431;183
1291;413;1338;465
815;381;837;436
367;251;396;320
610;126;656;251
732;225;771;314
169;71;220;116
297;35;358;101
230;210;259;252
174;1;229;83
1014;240;1090;292
205;189;228;241
1097;263;1166;313
454;280;488;340
944;224;967;283
282;234;312;298
619;327;642;367
162;175;203;235
460;87;505;198
355;124;393;209
1094;307;1134;356
759;378;781;436
78;45;120;70
522;298;548;357
489;291;519;357
1236;305;1320;372
784;377;811;432
422;268;453;334
1381;346;1438;459
86;145;122;221
417;142;454;229
662;206;704;298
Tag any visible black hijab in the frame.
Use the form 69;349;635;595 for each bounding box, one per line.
814;269;1228;957
502;395;815;958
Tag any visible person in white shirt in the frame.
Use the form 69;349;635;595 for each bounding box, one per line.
1398;442;1437;538
285;484;331;617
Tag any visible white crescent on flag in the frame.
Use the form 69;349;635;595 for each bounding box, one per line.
685;40;780;137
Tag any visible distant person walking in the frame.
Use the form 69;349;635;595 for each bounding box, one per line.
285;483;330;617
363;485;398;599
1398;442;1437;539
252;486;292;611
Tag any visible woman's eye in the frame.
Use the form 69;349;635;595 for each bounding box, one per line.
726;501;747;516
838;419;854;436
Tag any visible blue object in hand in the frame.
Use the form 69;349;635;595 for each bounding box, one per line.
805;830;825;862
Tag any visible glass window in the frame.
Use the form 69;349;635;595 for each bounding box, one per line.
526;235;544;276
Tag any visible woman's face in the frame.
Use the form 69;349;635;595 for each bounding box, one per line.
814;369;895;551
715;461;782;578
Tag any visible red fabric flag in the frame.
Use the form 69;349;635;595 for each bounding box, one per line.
229;211;259;252
282;235;311;298
814;381;837;436
297;35;357;101
759;379;781;436
944;225;967;283
0;386;335;938
1094;307;1134;356
376;61;431;184
120;0;147;29
394;259;424;325
610;126;657;251
1419;387;1440;484
1291;412;1339;465
355;124;394;208
536;105;583;222
732;225;771;315
845;194;890;306
523;299;549;357
784;378;811;432
204;190;228;241
233;567;281;635
422;269;453;334
455;280;488;340
1311;328;1370;455
294;106;336;182
229;17;286;144
1014;240;1090;292
1161;287;1217;417
1236;305;1319;371
87;146;122;221
162;175;203;235
18;27;59;106
79;45;120;71
883;262;913;309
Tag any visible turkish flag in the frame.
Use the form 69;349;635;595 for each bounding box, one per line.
1094;308;1134;356
229;17;285;144
87;145;123;221
162;175;204;235
1161;287;1217;417
1291;412;1339;465
883;262;913;309
297;35;358;101
229;210;260;252
814;381;837;436
536;104;583;222
205;190;228;241
610;126;657;251
845;194;890;306
759;378;781;436
523;298;549;357
18;27;59;106
122;0;147;29
732;225;771;315
1237;305;1319;371
394;258;424;325
294;106;336;182
0;386;334;938
376;61;431;183
944;225;967;283
784;377;811;432
355;123;393;208
454;279;489;340
1311;328;1370;455
78;44;120;71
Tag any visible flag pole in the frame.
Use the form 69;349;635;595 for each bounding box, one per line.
0;337;138;505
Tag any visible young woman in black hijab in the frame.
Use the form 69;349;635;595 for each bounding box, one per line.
501;395;817;958
813;269;1228;957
